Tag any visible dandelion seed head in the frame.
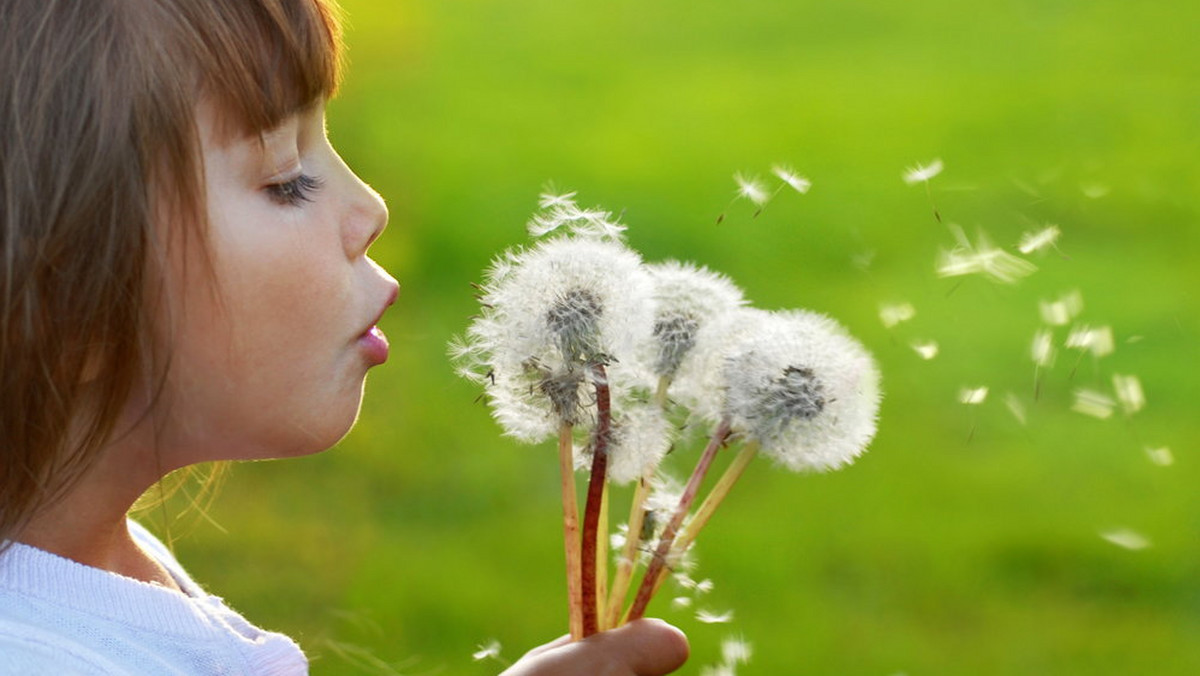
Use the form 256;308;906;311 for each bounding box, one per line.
959;386;989;405
910;340;939;360
1072;388;1115;419
903;158;943;184
879;302;916;329
734;173;770;205
606;404;675;484
718;309;881;472
771;165;811;194
453;236;654;441
1144;446;1174;467
645;261;746;383
1018;225;1061;255
1100;528;1151;550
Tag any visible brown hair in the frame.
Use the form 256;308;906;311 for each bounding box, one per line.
0;0;343;546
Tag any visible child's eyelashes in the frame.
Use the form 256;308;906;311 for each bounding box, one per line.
265;174;323;207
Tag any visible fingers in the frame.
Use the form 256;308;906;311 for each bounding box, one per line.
501;619;689;676
582;619;690;675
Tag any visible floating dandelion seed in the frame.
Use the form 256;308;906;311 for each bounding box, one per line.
1145;446;1174;467
1112;374;1145;415
1039;290;1083;326
1081;183;1110;199
527;191;627;239
878;302;916;328
1018;225;1062;255
472;640;503;662
959;387;989;405
903;158;944;185
720;637;753;666
1031;329;1056;368
1004;392;1027;425
733;173;770;206
911;340;939;360
1072;388;1115;419
771;165;811;194
696;608;736;624
1100;528;1151;550
1066;324;1114;358
937;226;1037;284
671;596;693;610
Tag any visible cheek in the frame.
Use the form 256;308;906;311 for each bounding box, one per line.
159;213;364;459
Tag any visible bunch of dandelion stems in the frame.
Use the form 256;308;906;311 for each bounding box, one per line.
561;373;761;639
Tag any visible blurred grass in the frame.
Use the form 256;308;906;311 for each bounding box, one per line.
148;0;1198;673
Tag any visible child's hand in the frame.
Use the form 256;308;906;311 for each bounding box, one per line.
500;619;689;675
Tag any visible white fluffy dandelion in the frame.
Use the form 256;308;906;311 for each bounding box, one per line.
605;404;675;484
644;261;747;386
718;309;881;472
452;236;654;442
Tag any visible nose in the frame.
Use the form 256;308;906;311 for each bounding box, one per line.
343;173;389;259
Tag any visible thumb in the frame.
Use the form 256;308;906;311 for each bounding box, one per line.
580;619;690;675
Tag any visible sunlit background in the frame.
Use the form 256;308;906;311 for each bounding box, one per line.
151;1;1198;673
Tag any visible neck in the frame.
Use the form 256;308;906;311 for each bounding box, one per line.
17;430;181;591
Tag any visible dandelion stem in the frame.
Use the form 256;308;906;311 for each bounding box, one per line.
596;481;611;630
671;442;758;558
580;363;613;637
625;417;733;622
605;470;654;629
557;423;583;640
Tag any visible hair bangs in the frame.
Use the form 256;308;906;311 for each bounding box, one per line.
186;0;344;137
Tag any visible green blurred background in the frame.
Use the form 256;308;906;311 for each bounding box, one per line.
152;0;1199;673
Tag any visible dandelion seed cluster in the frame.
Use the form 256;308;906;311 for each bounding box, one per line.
450;188;881;643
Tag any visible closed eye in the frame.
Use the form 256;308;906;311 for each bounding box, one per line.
266;174;323;207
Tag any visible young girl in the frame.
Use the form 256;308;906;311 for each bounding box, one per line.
0;0;688;673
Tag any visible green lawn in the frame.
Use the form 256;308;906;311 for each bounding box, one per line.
149;0;1199;673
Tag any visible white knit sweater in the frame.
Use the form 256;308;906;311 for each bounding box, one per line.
0;521;307;675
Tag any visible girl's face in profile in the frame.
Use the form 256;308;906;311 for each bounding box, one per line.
150;100;398;468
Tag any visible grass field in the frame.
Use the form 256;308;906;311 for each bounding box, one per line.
147;1;1198;673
